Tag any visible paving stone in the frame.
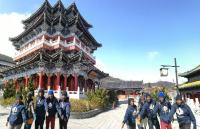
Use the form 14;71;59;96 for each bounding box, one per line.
0;102;185;129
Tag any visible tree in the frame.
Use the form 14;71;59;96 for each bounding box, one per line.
16;84;26;100
86;89;109;108
3;81;16;99
151;86;171;101
27;78;35;96
107;90;118;104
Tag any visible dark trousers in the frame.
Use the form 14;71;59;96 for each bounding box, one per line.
137;125;144;129
8;124;22;129
46;116;55;129
179;124;191;129
24;124;32;129
59;118;68;129
148;118;160;129
127;123;136;129
35;118;45;129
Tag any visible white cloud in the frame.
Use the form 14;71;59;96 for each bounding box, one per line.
147;51;159;60
0;12;29;57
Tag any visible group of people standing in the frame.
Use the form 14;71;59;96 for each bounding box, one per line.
6;89;71;129
122;92;197;129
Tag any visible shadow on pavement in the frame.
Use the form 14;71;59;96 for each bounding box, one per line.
118;99;128;105
0;113;8;116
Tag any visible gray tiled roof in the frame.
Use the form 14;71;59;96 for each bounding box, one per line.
179;65;200;77
0;53;14;64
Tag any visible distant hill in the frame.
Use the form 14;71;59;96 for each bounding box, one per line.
100;77;175;89
144;81;175;88
100;76;143;89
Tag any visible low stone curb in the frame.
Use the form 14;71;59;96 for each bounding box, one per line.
70;106;112;119
70;108;104;119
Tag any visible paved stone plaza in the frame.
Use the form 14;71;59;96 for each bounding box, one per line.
0;100;182;129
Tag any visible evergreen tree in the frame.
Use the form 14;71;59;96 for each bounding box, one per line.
16;84;26;100
151;86;171;101
16;78;35;99
27;77;35;96
3;81;16;99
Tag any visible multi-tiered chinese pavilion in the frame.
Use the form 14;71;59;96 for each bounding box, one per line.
2;0;108;99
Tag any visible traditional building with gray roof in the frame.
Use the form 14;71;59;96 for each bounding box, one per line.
2;0;108;99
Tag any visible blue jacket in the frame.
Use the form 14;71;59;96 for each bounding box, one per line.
7;102;27;126
58;101;71;119
169;103;196;129
154;100;171;123
139;99;157;119
138;98;145;112
35;96;46;118
45;97;59;117
138;99;147;119
123;105;137;125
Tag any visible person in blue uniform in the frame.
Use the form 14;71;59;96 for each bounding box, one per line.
154;92;172;129
45;90;59;129
6;95;27;129
137;93;147;129
58;91;70;129
169;95;196;129
24;92;35;129
138;93;160;129
35;89;46;129
122;98;137;129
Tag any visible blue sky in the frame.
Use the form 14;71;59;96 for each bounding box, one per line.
1;0;200;82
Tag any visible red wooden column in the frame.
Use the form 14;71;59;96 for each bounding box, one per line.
64;75;67;91
84;79;87;92
74;74;78;91
56;72;61;90
25;76;29;87
14;79;19;92
47;74;51;90
92;82;95;91
38;72;43;89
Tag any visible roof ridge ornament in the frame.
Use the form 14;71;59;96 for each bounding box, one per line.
54;0;64;9
59;12;62;24
71;2;76;11
75;12;80;23
42;12;47;32
58;0;61;9
45;0;48;8
44;12;46;22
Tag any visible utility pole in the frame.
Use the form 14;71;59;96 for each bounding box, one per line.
174;58;180;94
160;58;180;95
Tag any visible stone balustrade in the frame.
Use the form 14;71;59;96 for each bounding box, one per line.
14;35;95;61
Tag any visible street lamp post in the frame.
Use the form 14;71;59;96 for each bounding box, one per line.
174;58;179;91
160;58;180;95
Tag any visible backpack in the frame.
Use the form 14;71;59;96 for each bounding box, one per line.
25;100;34;120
